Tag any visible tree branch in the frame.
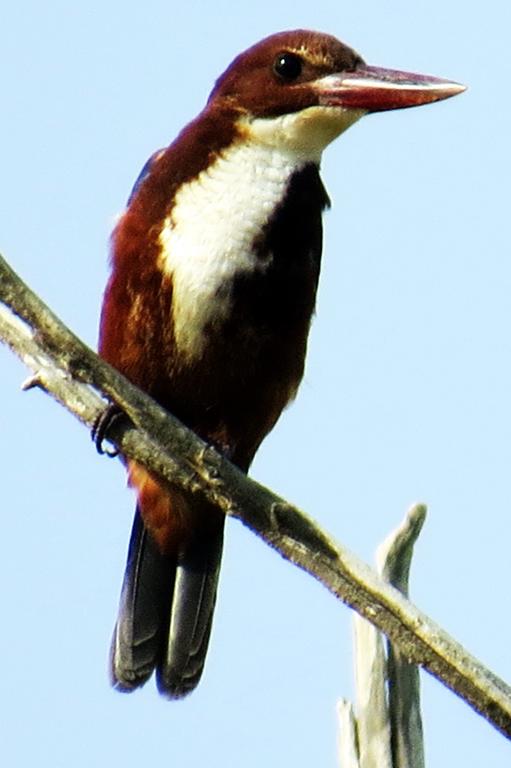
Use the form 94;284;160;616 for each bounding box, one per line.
338;505;427;768
1;252;511;738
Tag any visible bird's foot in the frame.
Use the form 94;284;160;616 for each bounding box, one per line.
92;404;125;457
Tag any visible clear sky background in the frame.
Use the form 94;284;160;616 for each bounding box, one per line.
1;1;510;766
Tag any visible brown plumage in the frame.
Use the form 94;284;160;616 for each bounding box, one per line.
99;29;465;698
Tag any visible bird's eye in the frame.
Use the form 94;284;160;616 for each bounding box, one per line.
273;52;303;82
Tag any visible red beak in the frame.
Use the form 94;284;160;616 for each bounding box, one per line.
318;65;466;112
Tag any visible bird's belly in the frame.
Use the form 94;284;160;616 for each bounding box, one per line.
156;261;315;467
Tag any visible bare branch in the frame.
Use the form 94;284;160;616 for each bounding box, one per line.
338;506;426;768
351;611;393;768
377;507;426;768
1;252;511;739
337;701;361;768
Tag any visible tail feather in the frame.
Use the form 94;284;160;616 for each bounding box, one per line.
110;504;224;698
110;508;175;690
158;525;224;697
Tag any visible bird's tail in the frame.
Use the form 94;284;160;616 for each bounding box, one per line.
110;497;224;698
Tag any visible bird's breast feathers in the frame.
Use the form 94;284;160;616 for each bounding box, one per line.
157;128;318;361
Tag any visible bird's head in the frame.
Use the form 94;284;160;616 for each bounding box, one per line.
207;29;465;159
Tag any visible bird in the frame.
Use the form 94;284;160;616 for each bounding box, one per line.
98;29;465;699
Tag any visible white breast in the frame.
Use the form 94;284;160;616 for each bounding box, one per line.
157;105;360;361
158;140;312;360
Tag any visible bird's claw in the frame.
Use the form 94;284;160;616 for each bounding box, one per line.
92;404;123;457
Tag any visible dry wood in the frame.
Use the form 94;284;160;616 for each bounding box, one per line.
1;252;511;739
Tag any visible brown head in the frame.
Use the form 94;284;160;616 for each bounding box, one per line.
209;29;465;120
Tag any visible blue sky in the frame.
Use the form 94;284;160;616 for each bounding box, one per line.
1;1;510;766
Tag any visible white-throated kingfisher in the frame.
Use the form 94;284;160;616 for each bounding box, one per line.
98;29;465;698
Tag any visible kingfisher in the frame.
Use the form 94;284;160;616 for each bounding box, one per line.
98;29;464;699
